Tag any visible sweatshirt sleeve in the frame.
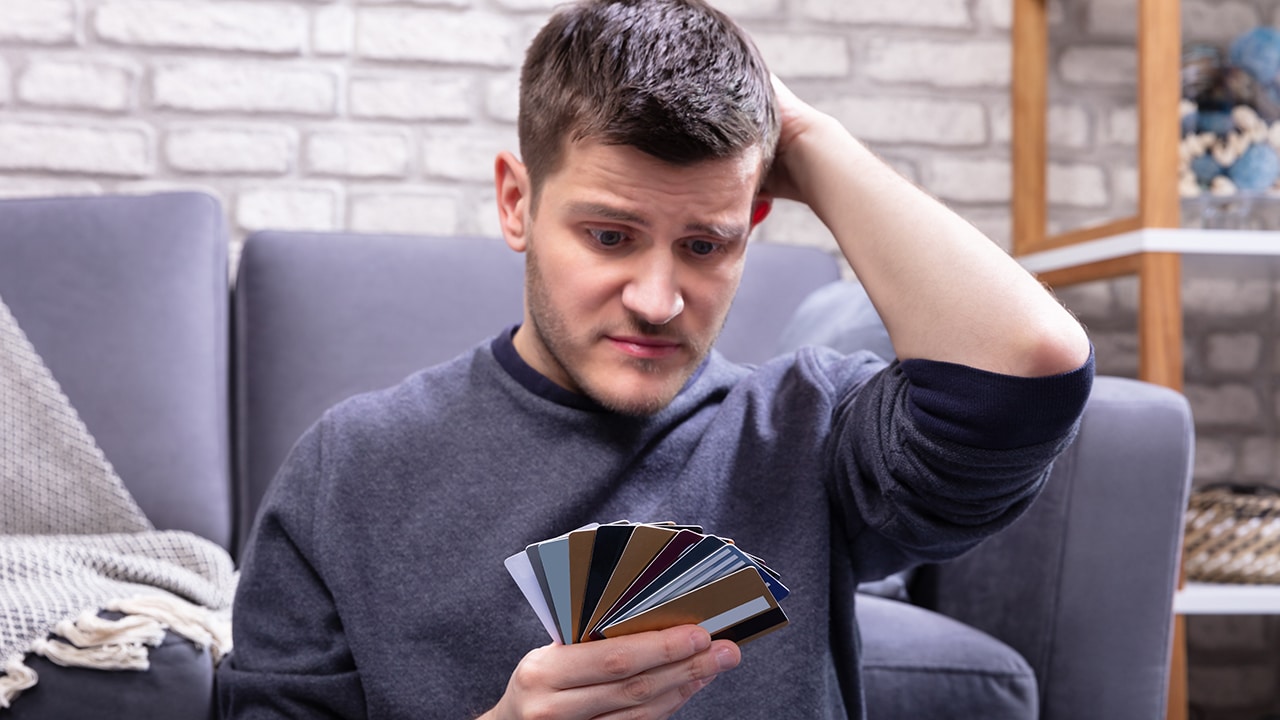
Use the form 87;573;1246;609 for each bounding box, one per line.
830;349;1094;581
216;420;369;719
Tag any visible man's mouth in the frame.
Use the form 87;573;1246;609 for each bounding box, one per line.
607;334;683;360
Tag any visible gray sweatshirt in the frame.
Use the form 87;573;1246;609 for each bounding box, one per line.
219;329;1092;719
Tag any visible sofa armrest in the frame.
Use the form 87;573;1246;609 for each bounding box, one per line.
911;375;1193;720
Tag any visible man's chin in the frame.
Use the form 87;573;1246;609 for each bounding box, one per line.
589;389;677;417
584;375;689;417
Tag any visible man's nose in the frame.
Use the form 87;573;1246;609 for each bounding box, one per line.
621;253;684;326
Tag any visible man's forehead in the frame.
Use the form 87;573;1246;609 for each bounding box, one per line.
558;138;765;187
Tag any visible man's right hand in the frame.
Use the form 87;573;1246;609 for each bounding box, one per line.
480;625;741;720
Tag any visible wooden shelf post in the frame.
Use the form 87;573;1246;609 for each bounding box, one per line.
1011;0;1188;718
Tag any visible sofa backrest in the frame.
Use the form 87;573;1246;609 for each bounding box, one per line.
232;230;840;555
0;192;233;549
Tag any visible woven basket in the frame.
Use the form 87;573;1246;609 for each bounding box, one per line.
1184;484;1280;584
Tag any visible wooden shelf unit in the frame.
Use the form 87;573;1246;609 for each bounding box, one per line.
1011;0;1189;716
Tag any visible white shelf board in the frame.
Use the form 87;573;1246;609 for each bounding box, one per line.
1017;227;1280;275
1174;581;1280;615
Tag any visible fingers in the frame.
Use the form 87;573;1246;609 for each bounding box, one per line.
502;629;741;720
576;639;740;719
592;673;721;720
542;626;714;689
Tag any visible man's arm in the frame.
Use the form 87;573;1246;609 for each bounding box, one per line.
217;427;368;719
765;78;1091;378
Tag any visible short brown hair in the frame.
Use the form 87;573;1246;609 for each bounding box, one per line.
518;0;778;202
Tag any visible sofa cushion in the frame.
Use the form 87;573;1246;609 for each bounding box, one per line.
6;631;214;720
0;192;231;549
858;594;1037;719
776;279;895;362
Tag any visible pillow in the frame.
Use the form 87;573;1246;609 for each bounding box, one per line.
775;280;895;361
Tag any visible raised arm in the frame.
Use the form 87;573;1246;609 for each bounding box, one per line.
764;78;1090;378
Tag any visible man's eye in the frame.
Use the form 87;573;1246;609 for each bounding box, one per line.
689;239;718;256
589;229;626;247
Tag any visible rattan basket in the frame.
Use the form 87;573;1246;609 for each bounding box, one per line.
1184;484;1280;584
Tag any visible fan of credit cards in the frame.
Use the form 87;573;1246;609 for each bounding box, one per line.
505;521;790;646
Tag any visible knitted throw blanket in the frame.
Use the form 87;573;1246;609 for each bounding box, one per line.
0;295;236;707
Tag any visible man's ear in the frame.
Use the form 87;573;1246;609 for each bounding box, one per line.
750;196;773;228
495;151;531;252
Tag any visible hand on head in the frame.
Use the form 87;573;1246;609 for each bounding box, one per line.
761;74;833;206
482;625;741;720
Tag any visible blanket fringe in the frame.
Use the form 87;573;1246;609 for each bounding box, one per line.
53;608;166;649
0;657;37;709
108;595;232;664
23;594;233;676
31;637;151;671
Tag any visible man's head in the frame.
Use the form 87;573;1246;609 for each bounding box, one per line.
518;0;778;205
496;0;777;416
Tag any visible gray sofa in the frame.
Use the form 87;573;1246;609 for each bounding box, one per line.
0;192;1194;719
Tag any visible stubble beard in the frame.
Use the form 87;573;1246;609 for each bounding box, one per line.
524;238;716;417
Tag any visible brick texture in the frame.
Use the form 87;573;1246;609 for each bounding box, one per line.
0;0;76;45
349;74;474;121
0;121;153;175
817;96;987;146
306;130;411;178
354;9;520;66
798;0;970;27
94;1;308;54
862;39;1011;88
17;58;137;111
153;61;337;115
0;58;9;106
165;126;295;175
348;189;461;235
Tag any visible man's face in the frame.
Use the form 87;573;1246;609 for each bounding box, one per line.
497;140;767;416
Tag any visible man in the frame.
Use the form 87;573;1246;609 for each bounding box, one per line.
218;0;1093;717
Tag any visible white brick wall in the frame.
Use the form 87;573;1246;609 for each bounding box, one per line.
349;73;474;121
17;57;137;111
306;130;412;179
753;33;849;78
817;97;987;146
236;183;340;232
0;120;153;175
354;9;521;66
165;125;295;175
93;1;308;54
927;158;1010;203
0;0;77;45
1182;1;1260;43
1060;47;1137;87
798;0;970;28
862;39;1010;88
153;61;338;115
422;127;517;183
313;5;354;56
348;188;461;235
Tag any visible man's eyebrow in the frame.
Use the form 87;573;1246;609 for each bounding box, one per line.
567;201;747;240
686;220;748;241
567;202;649;227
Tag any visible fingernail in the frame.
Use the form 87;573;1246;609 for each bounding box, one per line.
689;629;711;653
715;646;738;671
